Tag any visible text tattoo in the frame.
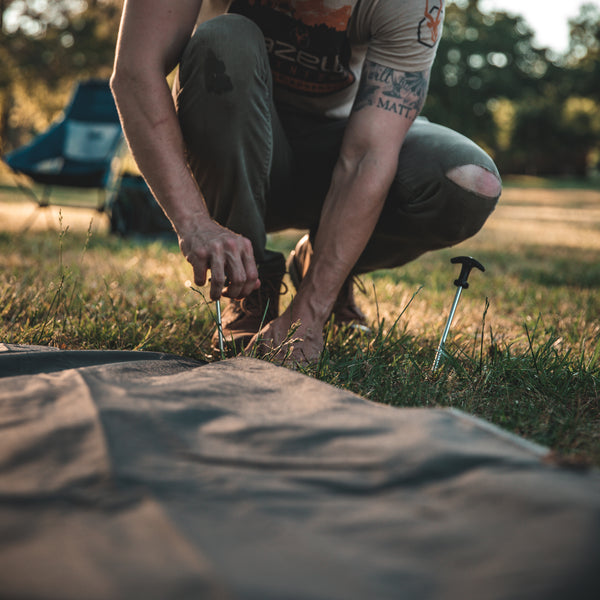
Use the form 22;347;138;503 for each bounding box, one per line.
353;61;429;121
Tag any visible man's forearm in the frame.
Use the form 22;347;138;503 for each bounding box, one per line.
293;148;397;324
111;0;211;234
290;62;429;329
251;145;399;364
110;71;210;235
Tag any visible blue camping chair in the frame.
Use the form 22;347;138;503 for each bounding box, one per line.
3;79;124;229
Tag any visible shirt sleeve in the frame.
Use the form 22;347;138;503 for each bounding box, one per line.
351;0;445;72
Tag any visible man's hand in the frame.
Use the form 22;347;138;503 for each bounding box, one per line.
248;312;324;367
178;220;260;300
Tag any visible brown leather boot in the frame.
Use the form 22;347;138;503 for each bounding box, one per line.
286;234;370;330
212;252;286;354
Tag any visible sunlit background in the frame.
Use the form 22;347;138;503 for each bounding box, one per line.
1;0;599;234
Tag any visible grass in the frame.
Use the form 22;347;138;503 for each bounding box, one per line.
0;178;599;467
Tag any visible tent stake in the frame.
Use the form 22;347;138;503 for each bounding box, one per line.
216;299;224;356
432;256;485;373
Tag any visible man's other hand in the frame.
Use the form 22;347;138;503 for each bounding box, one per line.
248;313;324;367
178;221;260;300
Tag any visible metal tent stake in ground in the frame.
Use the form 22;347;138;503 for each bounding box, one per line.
216;299;224;355
432;256;485;373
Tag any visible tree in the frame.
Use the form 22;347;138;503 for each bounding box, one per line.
0;0;122;153
424;0;599;176
424;0;562;156
565;3;600;100
502;3;600;176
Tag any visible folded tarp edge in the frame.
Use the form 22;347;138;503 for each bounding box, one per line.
0;345;205;378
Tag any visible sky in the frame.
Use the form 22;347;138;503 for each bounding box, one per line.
476;0;600;54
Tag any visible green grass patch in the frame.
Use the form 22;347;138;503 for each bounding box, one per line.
1;185;599;467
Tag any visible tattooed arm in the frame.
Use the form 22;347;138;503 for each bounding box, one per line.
353;63;429;116
255;60;430;362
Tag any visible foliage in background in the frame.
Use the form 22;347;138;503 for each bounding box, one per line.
425;0;600;176
0;0;121;152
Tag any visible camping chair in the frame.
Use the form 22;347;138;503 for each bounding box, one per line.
2;79;124;230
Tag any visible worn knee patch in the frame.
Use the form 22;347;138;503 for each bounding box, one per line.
445;164;502;199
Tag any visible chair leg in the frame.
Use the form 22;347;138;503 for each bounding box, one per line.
39;185;51;208
96;188;106;212
19;185;58;232
20;205;44;233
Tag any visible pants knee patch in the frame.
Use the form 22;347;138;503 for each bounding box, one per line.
445;164;502;200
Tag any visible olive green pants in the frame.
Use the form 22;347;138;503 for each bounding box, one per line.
174;14;500;272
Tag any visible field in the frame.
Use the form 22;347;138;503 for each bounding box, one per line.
1;175;599;466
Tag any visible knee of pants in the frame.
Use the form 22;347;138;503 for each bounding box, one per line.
177;14;269;110
436;165;501;245
446;164;502;202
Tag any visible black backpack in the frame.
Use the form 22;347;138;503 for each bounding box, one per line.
110;174;174;238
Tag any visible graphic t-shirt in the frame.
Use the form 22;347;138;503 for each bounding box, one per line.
228;0;444;117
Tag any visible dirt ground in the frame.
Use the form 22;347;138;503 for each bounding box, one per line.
480;186;600;251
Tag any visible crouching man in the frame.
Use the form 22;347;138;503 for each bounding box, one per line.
111;0;501;364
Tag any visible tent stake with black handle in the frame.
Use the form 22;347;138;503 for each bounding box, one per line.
432;256;485;373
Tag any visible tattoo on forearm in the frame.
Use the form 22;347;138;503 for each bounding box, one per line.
353;61;429;120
